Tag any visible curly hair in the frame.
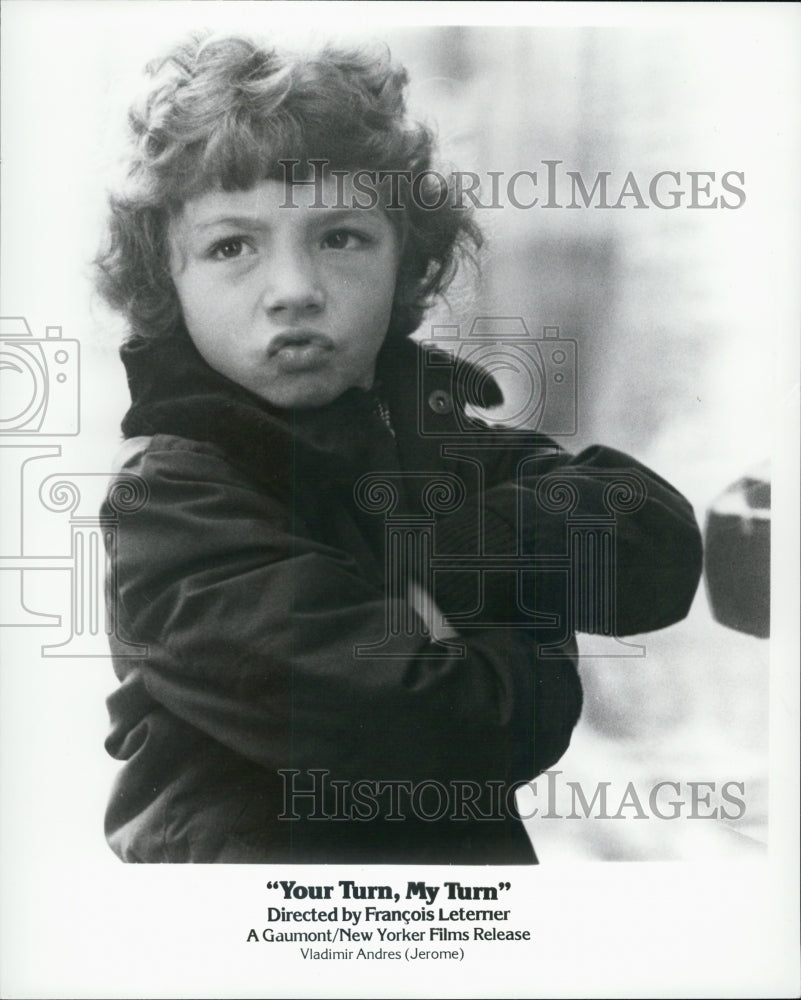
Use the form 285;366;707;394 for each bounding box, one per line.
94;32;483;342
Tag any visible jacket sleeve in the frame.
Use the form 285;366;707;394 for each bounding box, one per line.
108;439;581;787
433;442;703;636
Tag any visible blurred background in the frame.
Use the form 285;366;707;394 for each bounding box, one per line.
1;4;797;877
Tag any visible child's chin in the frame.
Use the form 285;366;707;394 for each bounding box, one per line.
257;380;345;411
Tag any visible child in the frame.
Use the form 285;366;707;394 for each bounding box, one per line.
96;32;702;863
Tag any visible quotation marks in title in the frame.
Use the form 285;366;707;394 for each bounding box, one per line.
265;880;511;903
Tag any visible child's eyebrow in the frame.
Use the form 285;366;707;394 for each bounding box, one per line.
191;215;271;232
305;208;386;227
190;208;385;233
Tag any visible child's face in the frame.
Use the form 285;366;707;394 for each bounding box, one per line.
168;176;400;409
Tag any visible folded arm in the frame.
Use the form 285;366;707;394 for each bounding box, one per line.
108;439;582;787
433;442;703;636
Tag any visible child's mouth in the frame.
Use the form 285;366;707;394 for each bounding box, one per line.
269;331;334;371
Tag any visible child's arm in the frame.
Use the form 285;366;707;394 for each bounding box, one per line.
432;441;703;636
106;437;582;788
405;580;459;640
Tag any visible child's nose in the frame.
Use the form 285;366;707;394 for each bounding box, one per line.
260;252;324;319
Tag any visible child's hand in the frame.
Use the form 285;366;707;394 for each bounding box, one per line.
407;580;459;640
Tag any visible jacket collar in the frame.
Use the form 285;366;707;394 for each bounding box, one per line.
119;327;502;492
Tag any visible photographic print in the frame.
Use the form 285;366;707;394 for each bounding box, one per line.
1;2;798;997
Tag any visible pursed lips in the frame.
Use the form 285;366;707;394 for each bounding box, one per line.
268;330;335;356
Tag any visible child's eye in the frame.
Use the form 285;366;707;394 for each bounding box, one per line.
208;237;253;260
321;229;369;250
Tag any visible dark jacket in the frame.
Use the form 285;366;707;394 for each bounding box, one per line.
103;330;703;863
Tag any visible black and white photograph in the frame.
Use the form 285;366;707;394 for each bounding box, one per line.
1;2;798;997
